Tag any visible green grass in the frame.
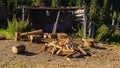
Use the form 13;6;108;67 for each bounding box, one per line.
0;29;14;38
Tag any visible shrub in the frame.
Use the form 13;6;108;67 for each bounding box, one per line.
7;16;32;37
71;25;84;39
95;24;108;41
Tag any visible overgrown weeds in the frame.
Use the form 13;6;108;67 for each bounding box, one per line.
0;16;32;38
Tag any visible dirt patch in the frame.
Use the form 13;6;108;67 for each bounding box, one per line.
0;40;120;68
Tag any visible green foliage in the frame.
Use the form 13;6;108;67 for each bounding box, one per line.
0;29;12;38
71;25;84;38
51;0;58;7
113;11;117;19
95;24;108;41
32;0;44;6
7;16;32;37
76;0;82;7
88;0;98;21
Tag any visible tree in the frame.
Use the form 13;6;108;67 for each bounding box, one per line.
76;0;82;7
51;0;58;7
88;0;98;21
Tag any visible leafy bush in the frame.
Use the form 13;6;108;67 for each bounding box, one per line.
95;24;109;41
7;16;32;37
71;25;84;38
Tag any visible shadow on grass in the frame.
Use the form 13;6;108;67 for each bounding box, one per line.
92;46;107;50
19;51;37;56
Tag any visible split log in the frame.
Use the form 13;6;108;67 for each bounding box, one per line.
82;38;94;47
12;45;26;54
29;35;42;43
57;33;68;40
0;36;6;40
58;38;69;48
56;49;62;55
21;29;43;36
62;49;74;55
77;46;87;55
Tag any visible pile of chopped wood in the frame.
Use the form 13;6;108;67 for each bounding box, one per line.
44;33;90;58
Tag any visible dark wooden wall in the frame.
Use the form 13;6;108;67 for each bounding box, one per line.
29;9;74;33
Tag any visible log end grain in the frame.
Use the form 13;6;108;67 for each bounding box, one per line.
12;45;26;54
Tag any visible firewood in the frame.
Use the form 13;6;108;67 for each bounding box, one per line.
48;34;52;39
29;35;42;43
15;32;21;41
62;49;74;55
12;45;26;54
56;49;62;55
82;38;94;47
57;33;68;39
77;46;87;55
72;52;81;58
43;33;48;39
58;38;69;48
21;29;43;36
51;46;57;55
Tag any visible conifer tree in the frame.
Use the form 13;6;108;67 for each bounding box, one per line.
51;0;58;7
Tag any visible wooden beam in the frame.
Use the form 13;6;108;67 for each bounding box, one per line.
52;10;61;33
22;6;25;23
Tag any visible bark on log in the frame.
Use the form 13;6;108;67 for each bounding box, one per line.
12;45;26;54
21;29;43;36
29;35;42;43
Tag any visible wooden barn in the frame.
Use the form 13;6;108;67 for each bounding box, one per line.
19;6;87;37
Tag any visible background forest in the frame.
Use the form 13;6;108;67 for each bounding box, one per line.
0;0;120;45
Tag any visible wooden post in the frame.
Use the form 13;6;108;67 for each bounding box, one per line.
83;13;87;38
52;10;61;33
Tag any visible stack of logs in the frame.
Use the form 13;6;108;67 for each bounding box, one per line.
15;29;43;43
44;33;90;58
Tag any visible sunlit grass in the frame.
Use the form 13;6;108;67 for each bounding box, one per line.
0;29;14;38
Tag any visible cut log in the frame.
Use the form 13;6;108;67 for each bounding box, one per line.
29;35;42;43
21;29;43;36
62;49;74;55
82;38;94;47
56;49;62;55
48;34;52;39
43;33;48;39
77;46;87;55
15;32;21;41
57;33;68;40
12;45;26;54
0;36;6;40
